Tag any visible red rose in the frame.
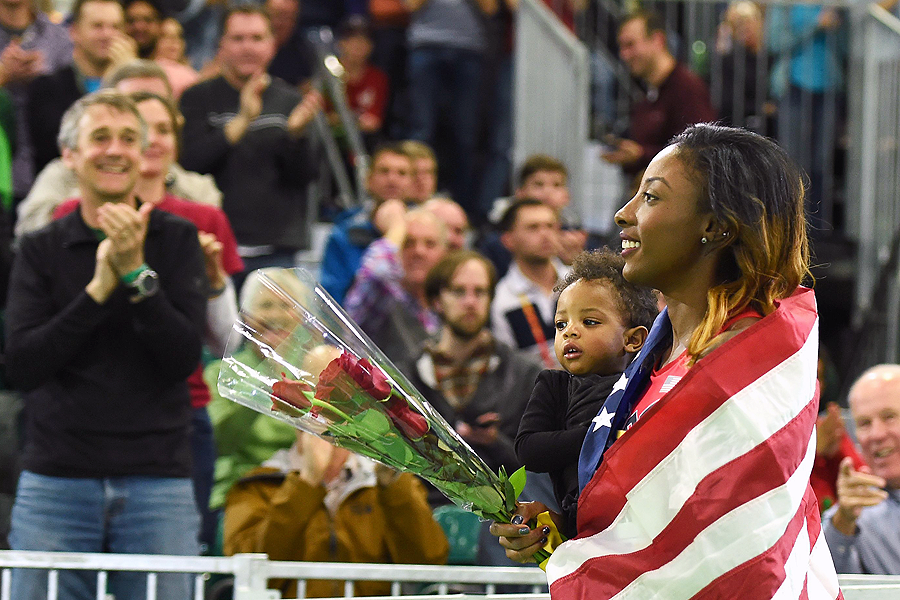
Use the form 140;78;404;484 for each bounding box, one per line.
315;352;428;439
271;374;313;413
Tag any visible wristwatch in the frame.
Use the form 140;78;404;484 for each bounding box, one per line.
125;266;160;301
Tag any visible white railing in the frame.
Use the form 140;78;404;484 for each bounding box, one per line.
0;551;548;600
1;551;899;599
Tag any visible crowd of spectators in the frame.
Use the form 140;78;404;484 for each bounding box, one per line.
0;0;893;597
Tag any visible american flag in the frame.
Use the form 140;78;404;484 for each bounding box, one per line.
547;287;842;599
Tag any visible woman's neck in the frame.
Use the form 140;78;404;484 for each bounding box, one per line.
132;176;167;205
662;292;709;365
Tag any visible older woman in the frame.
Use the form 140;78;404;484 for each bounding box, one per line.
492;124;842;600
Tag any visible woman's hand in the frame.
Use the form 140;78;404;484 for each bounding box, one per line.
489;501;560;563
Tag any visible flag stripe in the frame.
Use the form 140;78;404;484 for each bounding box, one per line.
551;427;817;599
551;323;819;586
692;505;809;600
577;300;818;533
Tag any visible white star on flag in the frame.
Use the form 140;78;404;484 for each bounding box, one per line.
612;374;628;393
591;407;614;433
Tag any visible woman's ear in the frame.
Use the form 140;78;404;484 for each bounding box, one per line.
623;326;649;353
703;219;732;247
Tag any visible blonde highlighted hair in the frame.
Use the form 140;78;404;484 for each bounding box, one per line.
671;124;812;360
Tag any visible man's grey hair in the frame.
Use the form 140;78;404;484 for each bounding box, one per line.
101;59;173;98
57;90;148;153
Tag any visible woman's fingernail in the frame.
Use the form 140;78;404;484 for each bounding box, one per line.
540;537;548;545
518;527;530;535
542;526;551;535
511;515;524;525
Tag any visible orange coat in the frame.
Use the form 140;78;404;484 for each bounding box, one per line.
224;466;449;597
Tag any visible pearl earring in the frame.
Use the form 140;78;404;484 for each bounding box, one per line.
701;237;708;244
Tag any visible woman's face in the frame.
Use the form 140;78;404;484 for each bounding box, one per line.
155;18;186;62
136;98;177;179
614;145;714;295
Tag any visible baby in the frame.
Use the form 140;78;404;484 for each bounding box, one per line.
515;249;658;536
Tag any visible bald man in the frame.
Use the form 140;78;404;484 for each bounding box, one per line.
822;364;900;574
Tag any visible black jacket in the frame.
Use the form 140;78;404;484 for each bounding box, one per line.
179;76;315;250
516;370;619;537
5;207;207;478
26;64;83;174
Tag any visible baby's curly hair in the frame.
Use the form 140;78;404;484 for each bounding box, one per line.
556;249;658;330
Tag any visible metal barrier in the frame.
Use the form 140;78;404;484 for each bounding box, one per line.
514;0;592;223
0;551;548;600
0;551;899;599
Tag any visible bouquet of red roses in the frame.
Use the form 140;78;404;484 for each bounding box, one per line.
217;268;529;525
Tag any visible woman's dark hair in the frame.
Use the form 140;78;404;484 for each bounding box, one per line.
556;249;658;331
670;123;811;358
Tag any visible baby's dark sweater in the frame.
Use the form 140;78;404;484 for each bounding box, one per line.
515;370;620;537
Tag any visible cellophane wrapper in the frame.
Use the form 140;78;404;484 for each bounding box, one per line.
217;267;517;522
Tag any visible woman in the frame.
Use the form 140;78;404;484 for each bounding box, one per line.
492;124;842;599
53;92;244;553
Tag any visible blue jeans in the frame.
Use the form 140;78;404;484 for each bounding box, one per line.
476;54;514;221
9;471;200;600
407;46;484;215
191;406;216;554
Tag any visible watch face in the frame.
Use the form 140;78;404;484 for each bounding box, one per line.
135;269;160;297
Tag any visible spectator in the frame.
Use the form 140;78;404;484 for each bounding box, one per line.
715;1;769;131
475;0;514;220
405;0;497;216
405;250;541;475
490;198;566;369
425;195;468;251
5;90;206;600
401;138;437;204
204;269;302;520
602;9;716;178
0;0;72;206
335;16;388;150
319;142;413;302
16;59;221;237
766;3;845;235
400;249;547;565
152;17;198;99
823;364;900;574
124;0;201;100
369;0;410;139
51;90;243;553
224;429;449;598
482;154;585;278
345;204;447;364
27;0;135;175
180;6;323;290
266;0;315;88
155;17;189;64
124;0;162;58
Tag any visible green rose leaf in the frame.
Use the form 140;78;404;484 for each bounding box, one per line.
509;466;527;499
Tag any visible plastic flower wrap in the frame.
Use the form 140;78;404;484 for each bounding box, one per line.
217;267;524;524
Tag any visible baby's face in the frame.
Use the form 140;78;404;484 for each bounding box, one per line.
554;279;631;376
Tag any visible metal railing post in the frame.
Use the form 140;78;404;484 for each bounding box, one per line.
231;554;279;600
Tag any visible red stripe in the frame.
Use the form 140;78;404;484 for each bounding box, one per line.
691;486;817;600
577;290;817;535
552;397;818;599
